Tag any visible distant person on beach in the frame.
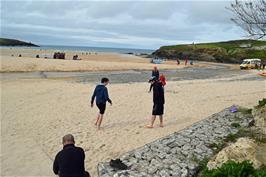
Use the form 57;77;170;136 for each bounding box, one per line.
260;62;265;70
176;58;180;65
146;77;165;128
152;66;159;80
53;134;90;177
185;57;188;65
91;78;112;130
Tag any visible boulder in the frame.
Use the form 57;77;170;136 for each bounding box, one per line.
207;138;262;170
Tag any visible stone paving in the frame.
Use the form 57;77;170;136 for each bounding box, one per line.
98;107;253;177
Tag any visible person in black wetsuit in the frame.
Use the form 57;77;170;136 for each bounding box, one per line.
146;77;165;128
53;134;90;177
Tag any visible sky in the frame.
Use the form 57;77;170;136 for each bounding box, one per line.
1;0;245;49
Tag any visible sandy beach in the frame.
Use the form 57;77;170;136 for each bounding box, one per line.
0;48;241;73
1;47;265;177
0;48;182;72
1;71;265;176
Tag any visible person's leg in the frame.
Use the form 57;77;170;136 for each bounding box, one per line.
159;115;163;127
146;115;156;128
97;114;104;130
95;113;100;126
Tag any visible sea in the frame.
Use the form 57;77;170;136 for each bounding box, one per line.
2;45;155;55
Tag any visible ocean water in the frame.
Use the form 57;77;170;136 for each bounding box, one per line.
3;45;154;54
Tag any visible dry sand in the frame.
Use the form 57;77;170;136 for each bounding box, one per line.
1;48;239;72
0;48;181;72
1;76;265;176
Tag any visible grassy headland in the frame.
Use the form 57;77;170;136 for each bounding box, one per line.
0;38;39;47
153;39;266;63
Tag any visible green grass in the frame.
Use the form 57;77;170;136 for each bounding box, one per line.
255;98;266;109
160;39;266;51
157;39;266;63
200;160;266;177
231;122;241;128
238;107;252;115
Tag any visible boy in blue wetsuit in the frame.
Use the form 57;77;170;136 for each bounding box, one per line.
91;78;112;130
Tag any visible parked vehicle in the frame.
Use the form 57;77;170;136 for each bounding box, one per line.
240;59;261;69
150;58;163;64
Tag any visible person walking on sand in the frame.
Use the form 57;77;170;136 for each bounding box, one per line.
91;77;112;130
146;77;165;128
176;58;180;65
53;134;90;177
152;66;159;80
185;57;188;65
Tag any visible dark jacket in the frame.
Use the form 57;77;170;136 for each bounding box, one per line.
53;144;85;177
152;70;159;80
91;84;112;105
152;81;165;104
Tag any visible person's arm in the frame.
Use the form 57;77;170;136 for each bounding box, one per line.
149;83;153;92
80;148;86;172
91;87;97;106
53;154;59;175
104;88;112;104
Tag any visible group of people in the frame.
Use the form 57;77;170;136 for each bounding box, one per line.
53;66;166;177
90;66;166;130
176;57;193;65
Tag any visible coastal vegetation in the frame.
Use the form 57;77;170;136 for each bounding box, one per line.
197;98;266;177
153;39;266;63
200;160;266;177
0;38;39;47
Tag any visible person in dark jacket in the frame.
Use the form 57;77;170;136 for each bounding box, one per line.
152;66;159;80
53;134;90;177
146;77;165;128
91;77;112;130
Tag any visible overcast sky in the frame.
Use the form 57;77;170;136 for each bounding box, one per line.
1;0;245;49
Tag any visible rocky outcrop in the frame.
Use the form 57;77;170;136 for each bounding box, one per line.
97;107;253;177
207;138;262;170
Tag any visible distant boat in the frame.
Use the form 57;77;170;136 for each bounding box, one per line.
151;58;163;64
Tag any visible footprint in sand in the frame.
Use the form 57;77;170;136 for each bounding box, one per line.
99;144;105;149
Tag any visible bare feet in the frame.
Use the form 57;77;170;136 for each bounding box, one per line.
159;124;164;128
145;125;153;128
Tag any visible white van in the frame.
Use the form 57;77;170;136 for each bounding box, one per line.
240;59;261;69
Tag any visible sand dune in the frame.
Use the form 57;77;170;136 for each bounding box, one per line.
1;76;265;176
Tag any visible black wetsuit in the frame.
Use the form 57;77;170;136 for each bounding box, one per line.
151;81;165;115
152;70;159;80
53;144;86;177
